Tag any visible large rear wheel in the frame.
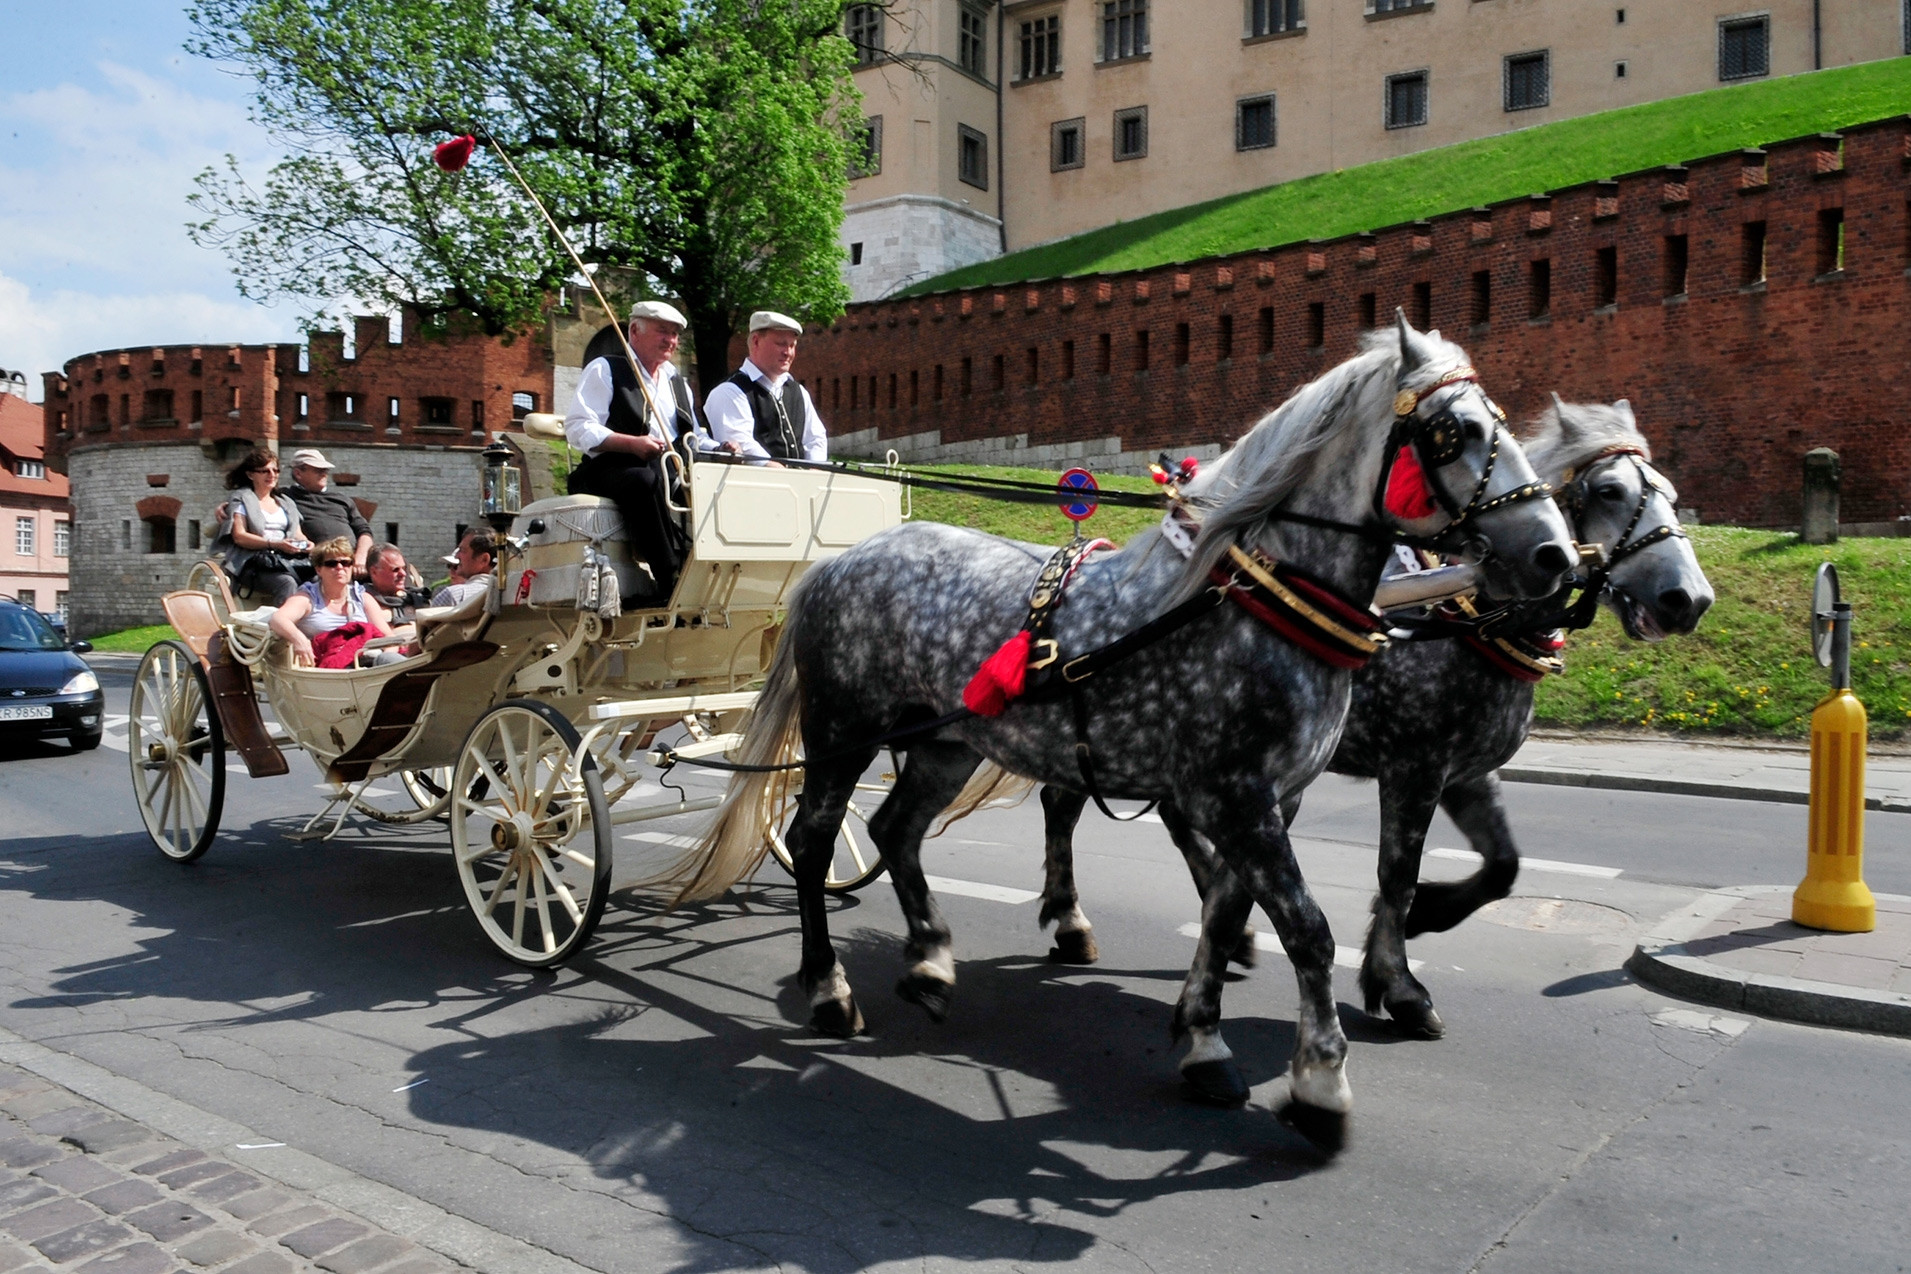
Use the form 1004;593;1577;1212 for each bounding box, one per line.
450;700;613;966
128;641;226;862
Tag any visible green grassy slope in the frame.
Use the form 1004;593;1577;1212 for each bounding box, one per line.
904;57;1911;296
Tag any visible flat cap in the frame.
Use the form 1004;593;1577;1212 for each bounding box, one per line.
289;448;334;469
748;310;803;335
628;299;688;328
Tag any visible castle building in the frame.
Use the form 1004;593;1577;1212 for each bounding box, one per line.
0;371;69;620
842;0;1909;299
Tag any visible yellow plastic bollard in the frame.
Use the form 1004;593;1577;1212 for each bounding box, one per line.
1792;686;1876;932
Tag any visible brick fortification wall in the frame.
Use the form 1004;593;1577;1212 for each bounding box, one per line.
40;314;553;637
798;118;1911;530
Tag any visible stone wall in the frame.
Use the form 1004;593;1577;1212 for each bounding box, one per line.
797;117;1911;528
841;193;1004;303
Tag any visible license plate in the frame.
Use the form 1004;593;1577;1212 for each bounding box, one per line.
0;704;53;721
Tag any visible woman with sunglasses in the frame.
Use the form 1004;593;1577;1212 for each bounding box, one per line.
269;536;410;667
222;447;310;604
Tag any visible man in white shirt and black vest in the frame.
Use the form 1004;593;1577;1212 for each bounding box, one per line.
564;300;731;599
704;310;829;466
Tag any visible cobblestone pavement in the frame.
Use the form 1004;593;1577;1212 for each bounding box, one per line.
0;1067;461;1274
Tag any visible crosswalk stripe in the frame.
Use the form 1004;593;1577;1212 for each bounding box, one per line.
625;831;699;849
1177;922;1424;974
1427;846;1621;879
922;874;1039;905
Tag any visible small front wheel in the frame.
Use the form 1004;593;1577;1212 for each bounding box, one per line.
767;796;883;893
450;700;613;966
127;641;226;862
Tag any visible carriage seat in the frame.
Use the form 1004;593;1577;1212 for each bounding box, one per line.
506;495;656;605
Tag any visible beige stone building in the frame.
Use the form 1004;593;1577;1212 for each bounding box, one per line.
840;0;1908;298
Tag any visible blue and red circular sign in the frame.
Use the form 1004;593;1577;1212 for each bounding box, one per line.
1057;468;1099;522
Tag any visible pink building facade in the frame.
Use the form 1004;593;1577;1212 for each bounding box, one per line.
0;387;70;620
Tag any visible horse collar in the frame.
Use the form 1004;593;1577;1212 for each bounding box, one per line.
1210;545;1389;670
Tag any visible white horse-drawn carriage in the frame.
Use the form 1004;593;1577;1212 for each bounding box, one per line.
125;433;900;966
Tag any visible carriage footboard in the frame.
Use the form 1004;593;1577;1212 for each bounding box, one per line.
205;631;289;778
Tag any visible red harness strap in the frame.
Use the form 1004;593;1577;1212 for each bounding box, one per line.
1212;545;1388;671
963;538;1114;716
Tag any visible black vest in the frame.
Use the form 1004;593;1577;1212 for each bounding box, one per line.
603;356;698;442
726;371;806;460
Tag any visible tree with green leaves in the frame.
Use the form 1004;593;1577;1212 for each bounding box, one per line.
188;0;861;389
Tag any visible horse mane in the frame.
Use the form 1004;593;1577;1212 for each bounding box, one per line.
1144;325;1479;602
1521;398;1674;500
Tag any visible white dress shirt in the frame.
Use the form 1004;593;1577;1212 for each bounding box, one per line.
703;359;828;463
564;356;706;456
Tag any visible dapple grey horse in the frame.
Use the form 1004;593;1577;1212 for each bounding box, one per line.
1032;398;1712;1100
671;316;1574;1126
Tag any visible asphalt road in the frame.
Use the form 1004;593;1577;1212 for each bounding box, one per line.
0;661;1905;1272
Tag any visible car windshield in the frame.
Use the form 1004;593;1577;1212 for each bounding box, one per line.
0;606;64;651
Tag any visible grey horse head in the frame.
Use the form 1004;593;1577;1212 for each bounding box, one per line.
1524;397;1713;639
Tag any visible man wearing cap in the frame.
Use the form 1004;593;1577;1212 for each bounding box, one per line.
282;449;375;576
704;310;828;467
565;300;728;599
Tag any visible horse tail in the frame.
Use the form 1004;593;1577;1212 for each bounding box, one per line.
667;621;806;906
930;761;1036;837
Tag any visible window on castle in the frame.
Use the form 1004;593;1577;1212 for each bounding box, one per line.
958;124;989;189
512;392;538;421
1101;0;1147;62
1529;258;1553;319
1113;106;1147;161
847;5;883;64
145;516;175;555
850;116;882;179
1248;0;1303;37
1236;95;1275;150
1051;118;1085;171
1019;14;1061;80
1504;50;1549;111
958;6;987;76
1386;70;1428;129
1719;15;1769;80
424;397;455;426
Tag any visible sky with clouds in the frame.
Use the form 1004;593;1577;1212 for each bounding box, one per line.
0;2;301;400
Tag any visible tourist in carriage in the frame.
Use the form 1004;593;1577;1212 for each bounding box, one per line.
269;536;409;668
703;310;828;467
220;447;310;606
563;300;735;600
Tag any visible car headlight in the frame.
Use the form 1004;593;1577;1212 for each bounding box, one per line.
59;671;99;696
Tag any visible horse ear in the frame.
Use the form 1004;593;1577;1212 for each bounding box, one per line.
1614;397;1633;419
1550;391;1568;415
1395;309;1424;378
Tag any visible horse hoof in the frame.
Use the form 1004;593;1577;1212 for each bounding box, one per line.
1289;1060;1353;1115
1048;929;1100;964
1180;1058;1250;1108
810;996;864;1038
895;974;953;1022
1386;997;1446;1040
1275;1099;1349;1157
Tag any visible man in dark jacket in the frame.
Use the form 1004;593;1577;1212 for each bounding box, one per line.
282;449;374;575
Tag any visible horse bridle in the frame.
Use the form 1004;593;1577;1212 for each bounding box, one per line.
1373;368;1555;540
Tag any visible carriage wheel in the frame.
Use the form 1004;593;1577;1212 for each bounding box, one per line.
767;796;884;893
355;767;454;826
128;641;226;863
450;700;613;967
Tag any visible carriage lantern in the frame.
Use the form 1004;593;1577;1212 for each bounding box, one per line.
480;438;523;533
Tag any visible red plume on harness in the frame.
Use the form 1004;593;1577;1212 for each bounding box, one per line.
434;135;477;172
962;630;1034;716
1384;444;1439;520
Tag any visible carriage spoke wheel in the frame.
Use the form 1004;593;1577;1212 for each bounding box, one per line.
128;641;226;863
450;700;612;967
767;794;883;893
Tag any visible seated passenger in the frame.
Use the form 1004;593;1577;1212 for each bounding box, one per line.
222;448;309;606
565;301;734;600
270;537;406;667
281;449;375;579
366;542;429;626
430;531;495;608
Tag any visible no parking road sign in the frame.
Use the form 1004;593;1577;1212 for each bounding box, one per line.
1057;468;1099;522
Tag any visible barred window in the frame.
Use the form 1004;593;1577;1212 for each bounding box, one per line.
1504;50;1549;111
1051;117;1085;171
1019;14;1061;79
1248;0;1303;36
1386;70;1428;129
958;6;987;77
1113;106;1147;161
846;5;883;65
1236;95;1275;150
1719;15;1769;80
958;124;989;189
1101;0;1147;62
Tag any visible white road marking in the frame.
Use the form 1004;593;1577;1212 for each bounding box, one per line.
1428;846;1622;879
625;831;699;849
234;1143;285;1150
1130;812;1164;824
1651;1007;1750;1038
923;874;1039;905
1177;922;1423;973
392;1077;429;1092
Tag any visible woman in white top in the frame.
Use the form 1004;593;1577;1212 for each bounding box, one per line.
269;536;408;666
222;447;309;605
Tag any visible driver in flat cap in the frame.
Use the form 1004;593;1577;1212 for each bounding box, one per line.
564;299;730;600
703;310;829;467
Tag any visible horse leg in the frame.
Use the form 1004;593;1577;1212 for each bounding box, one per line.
1164;803;1256;1107
870;740;984;1022
1179;788;1351;1118
1405;771;1520;937
790;752;879;1037
1360;766;1447;1039
1037;786;1099;964
1166;812;1260;971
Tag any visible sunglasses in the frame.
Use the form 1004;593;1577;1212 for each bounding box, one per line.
256;465;279;474
320;558;355;569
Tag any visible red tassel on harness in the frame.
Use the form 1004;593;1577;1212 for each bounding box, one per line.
963;630;1034;716
1384;444;1439;520
433;135;477;172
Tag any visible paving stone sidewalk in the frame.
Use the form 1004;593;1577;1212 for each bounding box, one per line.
0;1067;460;1274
